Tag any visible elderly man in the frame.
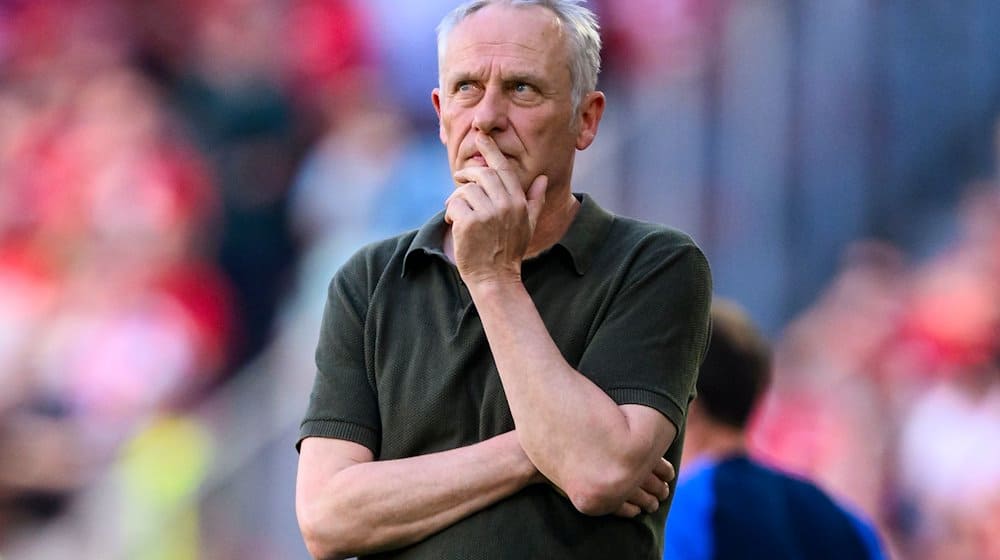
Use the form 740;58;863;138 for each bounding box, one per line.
295;1;711;558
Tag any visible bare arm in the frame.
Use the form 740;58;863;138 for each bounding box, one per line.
296;432;540;560
446;134;684;515
471;281;677;515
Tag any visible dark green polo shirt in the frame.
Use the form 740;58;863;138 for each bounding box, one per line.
299;194;711;559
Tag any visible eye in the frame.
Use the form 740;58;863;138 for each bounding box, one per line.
513;82;535;94
455;81;478;93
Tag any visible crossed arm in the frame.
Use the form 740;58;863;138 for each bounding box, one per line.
296;288;677;560
296;432;541;560
296;135;684;559
443;133;680;513
297;414;675;560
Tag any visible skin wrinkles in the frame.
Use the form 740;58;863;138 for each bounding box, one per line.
432;5;676;519
432;5;585;203
295;6;679;559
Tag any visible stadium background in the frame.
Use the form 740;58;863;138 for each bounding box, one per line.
1;1;998;558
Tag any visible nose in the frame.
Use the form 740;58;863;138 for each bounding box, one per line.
472;86;509;134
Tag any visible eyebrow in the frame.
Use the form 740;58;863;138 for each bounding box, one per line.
445;70;548;87
503;73;545;85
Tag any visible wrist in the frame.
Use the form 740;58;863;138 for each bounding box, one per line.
463;269;523;291
459;267;522;289
489;431;541;486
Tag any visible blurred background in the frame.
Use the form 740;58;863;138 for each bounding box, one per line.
0;0;998;558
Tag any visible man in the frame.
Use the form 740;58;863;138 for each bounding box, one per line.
295;1;711;558
663;300;887;560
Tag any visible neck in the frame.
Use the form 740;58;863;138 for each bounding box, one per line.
525;189;579;258
683;422;748;467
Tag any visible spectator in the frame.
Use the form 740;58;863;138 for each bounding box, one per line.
664;299;887;560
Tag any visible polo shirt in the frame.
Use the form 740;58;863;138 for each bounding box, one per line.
299;193;712;559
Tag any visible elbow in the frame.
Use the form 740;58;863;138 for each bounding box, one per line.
300;531;348;560
568;489;621;516
297;504;356;560
563;466;636;516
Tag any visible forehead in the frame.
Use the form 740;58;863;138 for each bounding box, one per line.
442;4;569;76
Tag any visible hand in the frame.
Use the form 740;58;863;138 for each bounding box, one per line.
444;133;547;284
612;457;675;518
544;457;675;518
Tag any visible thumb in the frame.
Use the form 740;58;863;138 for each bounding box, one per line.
526;174;548;230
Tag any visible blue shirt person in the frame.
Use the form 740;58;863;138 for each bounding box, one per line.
664;300;888;560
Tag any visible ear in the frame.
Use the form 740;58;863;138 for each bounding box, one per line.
575;91;605;150
432;88;447;145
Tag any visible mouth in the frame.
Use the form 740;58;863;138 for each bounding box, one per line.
464;150;516;167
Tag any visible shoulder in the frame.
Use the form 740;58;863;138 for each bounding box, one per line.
342;228;419;272
598;217;712;303
770;466;888;559
607;215;701;251
606;217;708;273
329;229;420;294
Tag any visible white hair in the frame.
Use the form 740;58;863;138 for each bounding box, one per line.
436;0;602;111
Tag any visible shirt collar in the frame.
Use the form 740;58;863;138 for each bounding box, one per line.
555;193;615;276
402;209;448;278
401;193;614;278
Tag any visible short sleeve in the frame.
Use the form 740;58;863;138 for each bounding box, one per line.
577;239;712;432
297;252;381;454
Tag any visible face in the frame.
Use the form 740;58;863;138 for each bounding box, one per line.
432;4;603;194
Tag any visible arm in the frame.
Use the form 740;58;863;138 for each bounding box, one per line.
470;281;677;515
296;432;540;560
298;252;540;559
447;134;707;515
298;236;675;559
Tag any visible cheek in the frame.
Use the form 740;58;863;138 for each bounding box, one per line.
526;120;574;155
442;111;470;144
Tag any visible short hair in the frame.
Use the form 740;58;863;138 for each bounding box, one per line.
436;0;602;112
696;299;773;429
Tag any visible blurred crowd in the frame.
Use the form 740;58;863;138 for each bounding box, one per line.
751;183;1000;560
0;1;997;559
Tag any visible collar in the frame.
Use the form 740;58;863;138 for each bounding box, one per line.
401;193;614;278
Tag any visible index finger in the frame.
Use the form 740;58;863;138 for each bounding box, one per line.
476;134;524;198
475;133;513;173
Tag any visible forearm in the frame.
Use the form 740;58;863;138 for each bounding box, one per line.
297;431;539;559
468;280;670;513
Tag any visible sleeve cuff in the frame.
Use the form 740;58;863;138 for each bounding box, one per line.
297;419;380;454
606;387;688;432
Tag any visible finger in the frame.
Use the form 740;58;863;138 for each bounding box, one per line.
626;488;660;514
447;182;495;215
613;502;641;518
525;174;548;230
653;457;676;483
476;134;522;197
639;471;670;501
475;133;512;171
444;196;473;225
454;168;508;205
